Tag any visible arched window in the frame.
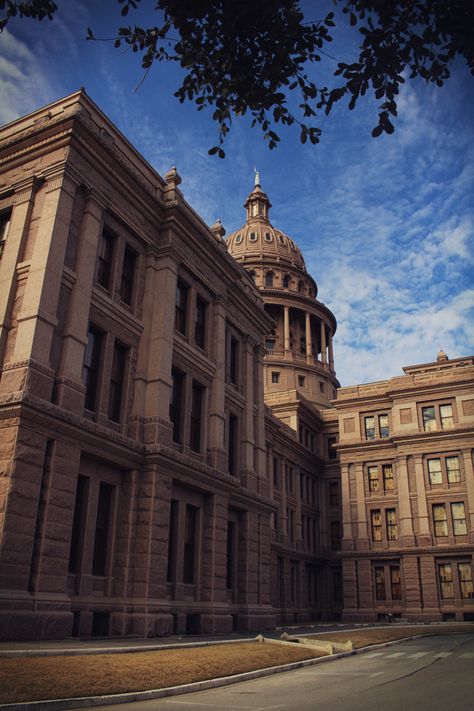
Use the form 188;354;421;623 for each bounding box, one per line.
235;233;242;244
265;271;274;287
298;280;305;294
264;232;273;242
249;231;257;242
282;274;290;288
248;270;256;283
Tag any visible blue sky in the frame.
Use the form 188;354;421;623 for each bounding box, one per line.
1;0;473;385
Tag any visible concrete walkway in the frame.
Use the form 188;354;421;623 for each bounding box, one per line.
0;622;359;657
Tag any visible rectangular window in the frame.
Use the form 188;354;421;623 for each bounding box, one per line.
273;458;280;489
68;476;88;574
194;295;207;349
272;371;280;384
328;436;337;459
383;464;394;491
422;406;436;432
458;563;474;599
228;413;238;475
167;499;179;583
374;567;386;600
368;466;379;492
386;509;397;540
390;566;402;600
92;482;114;576
169;369;184;443
298;375;306;387
82;326;103;411
433;504;448;537
364;416;375;440
229;336;239;385
190;381;204;453
371;510;382;541
379;414;389;438
333;570;343;603
438;563;454;599
226;521;236;590
451;502;467;535
428;458;442;485
183;504;197;584
331;521;341;550
440;404;454;429
175;280;188;335
96;228;115;289
108;341;128;422
120;246;136;305
329;482;339;506
446;456;461;483
0;211;11;260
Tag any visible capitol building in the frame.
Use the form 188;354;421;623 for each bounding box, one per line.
0;90;472;640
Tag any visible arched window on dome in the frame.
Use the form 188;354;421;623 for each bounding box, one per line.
265;271;275;287
248;270;256;283
249;232;258;242
264;232;273;242
235;233;242;244
282;274;291;289
298;280;306;294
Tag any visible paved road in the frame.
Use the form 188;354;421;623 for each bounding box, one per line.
92;633;474;711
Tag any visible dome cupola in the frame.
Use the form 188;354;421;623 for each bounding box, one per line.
226;177;339;408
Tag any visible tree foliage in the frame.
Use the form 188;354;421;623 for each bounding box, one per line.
2;0;473;156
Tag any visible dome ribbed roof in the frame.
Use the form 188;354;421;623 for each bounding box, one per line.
227;182;307;271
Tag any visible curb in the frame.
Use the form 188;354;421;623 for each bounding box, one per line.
0;633;434;711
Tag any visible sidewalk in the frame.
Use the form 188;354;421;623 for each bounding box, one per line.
0;622;357;657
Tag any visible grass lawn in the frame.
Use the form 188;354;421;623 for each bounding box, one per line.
1;624;473;704
0;642;323;704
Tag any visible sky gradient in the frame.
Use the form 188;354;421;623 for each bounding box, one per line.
1;0;473;385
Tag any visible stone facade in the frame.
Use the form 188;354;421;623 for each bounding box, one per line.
0;91;472;641
335;356;474;622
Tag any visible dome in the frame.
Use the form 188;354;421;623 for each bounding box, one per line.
227;183;307;271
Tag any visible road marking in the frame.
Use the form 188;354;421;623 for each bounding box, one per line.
408;652;430;659
363;652;385;658
385;652;406;658
164;702;253;708
434;652;452;658
460;652;474;658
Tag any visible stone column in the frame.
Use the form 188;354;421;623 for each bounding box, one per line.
241;338;255;490
305;311;313;363
3;169;77;400
283;306;290;352
461;449;474;542
320;320;327;364
340;463;354;551
142;251;178;444
328;332;334;370
396;456;415;545
355;463;368;549
0;176;40;358
413;455;432;545
295;468;303;545
208;298;227;470
254;345;268;497
54;189;105;411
